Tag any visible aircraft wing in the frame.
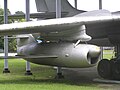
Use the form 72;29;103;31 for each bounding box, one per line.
0;15;119;35
0;10;120;41
0;16;83;35
0;12;68;19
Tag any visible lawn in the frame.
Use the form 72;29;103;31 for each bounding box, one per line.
103;50;115;60
0;59;106;90
0;50;117;90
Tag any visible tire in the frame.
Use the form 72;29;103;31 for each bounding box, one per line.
97;59;112;79
112;60;120;80
109;59;115;80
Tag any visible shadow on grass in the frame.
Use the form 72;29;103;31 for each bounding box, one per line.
0;67;99;86
0;59;99;86
0;78;95;87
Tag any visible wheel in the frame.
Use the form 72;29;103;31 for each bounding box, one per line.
109;59;115;80
112;60;120;80
97;59;112;79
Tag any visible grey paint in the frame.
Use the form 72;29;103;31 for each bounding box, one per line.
35;0;48;12
17;42;100;68
1;2;120;68
0;10;120;47
25;0;30;21
99;0;102;9
74;0;77;9
25;0;31;72
56;0;62;73
35;0;85;16
56;0;61;18
0;10;119;45
4;0;8;69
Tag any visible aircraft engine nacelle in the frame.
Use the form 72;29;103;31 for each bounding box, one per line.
18;42;101;68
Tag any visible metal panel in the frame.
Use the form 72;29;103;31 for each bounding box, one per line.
35;0;83;16
99;0;102;9
35;0;48;12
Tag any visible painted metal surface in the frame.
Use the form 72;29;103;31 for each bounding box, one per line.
0;10;120;47
35;0;84;16
4;0;9;69
74;0;77;9
56;0;62;74
1;2;120;69
56;0;61;18
25;0;31;72
16;41;100;68
0;14;119;45
99;0;102;9
0;11;119;38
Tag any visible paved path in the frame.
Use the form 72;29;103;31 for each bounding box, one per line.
62;66;120;90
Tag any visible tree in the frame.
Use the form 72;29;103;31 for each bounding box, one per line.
0;8;4;24
15;11;24;14
0;8;16;52
0;8;4;50
15;11;25;22
0;8;13;24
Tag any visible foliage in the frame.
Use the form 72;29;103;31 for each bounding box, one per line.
0;8;4;49
0;9;26;52
0;8;16;52
0;8;4;24
8;38;17;52
0;8;13;24
15;11;24;14
15;11;26;22
0;37;4;49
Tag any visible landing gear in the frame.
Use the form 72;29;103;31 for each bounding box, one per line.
25;70;33;75
112;60;120;80
3;68;10;73
97;57;120;80
55;73;64;79
55;67;64;79
25;61;32;75
97;59;112;79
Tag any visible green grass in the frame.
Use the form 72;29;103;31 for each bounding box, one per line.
103;50;115;60
0;50;117;90
0;59;105;90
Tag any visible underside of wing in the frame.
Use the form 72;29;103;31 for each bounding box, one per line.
0;10;120;42
0;12;68;19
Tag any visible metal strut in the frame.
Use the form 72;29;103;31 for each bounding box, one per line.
74;40;81;48
55;0;64;79
74;0;77;9
99;0;102;9
25;0;32;75
3;0;10;73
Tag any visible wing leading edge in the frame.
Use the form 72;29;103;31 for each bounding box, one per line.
0;16;118;35
0;10;120;39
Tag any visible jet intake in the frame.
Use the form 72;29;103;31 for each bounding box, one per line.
87;46;101;65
